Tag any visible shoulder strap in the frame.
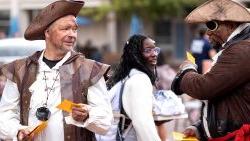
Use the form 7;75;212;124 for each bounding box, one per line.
117;78;132;135
118;79;128;118
116;79;130;141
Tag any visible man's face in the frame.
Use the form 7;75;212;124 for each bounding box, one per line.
142;38;160;69
45;15;78;53
206;21;232;50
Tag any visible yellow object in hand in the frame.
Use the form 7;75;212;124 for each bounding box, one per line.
172;132;198;141
186;52;196;64
56;99;80;113
28;121;48;139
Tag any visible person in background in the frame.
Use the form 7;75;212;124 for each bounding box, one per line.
156;51;176;90
98;34;161;141
154;51;177;141
0;1;112;141
190;28;216;74
76;40;102;62
171;0;250;140
0;31;6;39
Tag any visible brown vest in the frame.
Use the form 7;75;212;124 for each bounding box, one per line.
1;51;110;141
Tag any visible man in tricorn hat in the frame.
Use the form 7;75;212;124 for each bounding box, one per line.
0;1;112;141
171;0;250;140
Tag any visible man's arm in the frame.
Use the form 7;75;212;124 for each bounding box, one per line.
0;79;27;140
180;44;250;100
65;77;113;135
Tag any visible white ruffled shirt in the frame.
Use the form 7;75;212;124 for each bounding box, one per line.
0;51;112;141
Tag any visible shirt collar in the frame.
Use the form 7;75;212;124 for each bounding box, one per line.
212;49;224;63
222;23;250;47
38;50;71;71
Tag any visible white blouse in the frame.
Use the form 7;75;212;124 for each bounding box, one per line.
122;69;161;141
96;69;161;141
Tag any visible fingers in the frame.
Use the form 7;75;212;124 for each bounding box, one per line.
180;60;193;69
179;60;197;71
183;128;196;137
27;131;35;140
71;104;89;122
17;129;31;141
72;112;88;121
72;105;88;112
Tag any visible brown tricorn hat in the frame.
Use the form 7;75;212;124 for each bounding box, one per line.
185;0;250;23
24;0;84;40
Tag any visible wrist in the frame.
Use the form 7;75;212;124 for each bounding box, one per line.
17;130;21;139
187;125;201;140
180;63;197;72
171;69;196;95
82;112;89;122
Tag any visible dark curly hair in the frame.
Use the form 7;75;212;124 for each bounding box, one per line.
107;34;156;88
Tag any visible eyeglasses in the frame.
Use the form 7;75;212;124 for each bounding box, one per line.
143;47;161;55
206;21;219;31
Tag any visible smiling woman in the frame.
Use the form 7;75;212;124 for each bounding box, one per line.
96;34;162;141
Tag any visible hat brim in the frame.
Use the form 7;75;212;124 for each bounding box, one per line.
185;0;250;23
24;1;84;40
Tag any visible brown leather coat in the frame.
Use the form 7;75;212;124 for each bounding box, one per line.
180;40;250;139
1;51;109;141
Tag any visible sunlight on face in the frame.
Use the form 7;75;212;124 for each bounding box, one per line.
142;38;159;68
45;15;78;54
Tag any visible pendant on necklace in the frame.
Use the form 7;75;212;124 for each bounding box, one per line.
36;107;51;121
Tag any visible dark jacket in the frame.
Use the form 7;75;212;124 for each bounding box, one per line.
1;51;109;141
172;26;250;140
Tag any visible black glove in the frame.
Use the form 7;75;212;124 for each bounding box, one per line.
171;69;194;95
171;61;197;95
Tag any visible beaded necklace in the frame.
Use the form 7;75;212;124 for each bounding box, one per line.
35;70;60;121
